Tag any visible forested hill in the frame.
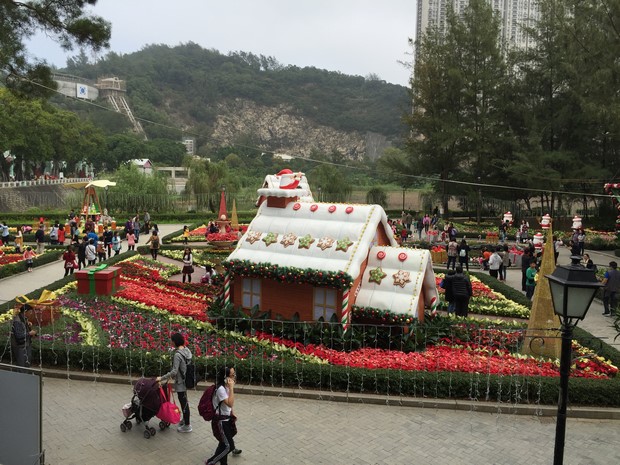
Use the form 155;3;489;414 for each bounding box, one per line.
61;43;410;159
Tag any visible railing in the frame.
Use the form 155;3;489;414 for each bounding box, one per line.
0;177;92;189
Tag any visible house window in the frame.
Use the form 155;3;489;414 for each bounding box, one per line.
313;288;337;321
242;278;261;309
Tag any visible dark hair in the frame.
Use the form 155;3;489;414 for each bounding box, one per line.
455;265;463;274
215;366;234;387
460;239;467;245
446;269;456;276
610;261;618;269
205;265;213;273
170;332;185;347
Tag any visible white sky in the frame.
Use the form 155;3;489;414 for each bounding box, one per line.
27;0;416;86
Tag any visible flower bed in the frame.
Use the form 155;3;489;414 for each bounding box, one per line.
1;253;617;408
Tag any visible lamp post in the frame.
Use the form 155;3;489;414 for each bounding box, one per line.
545;256;603;465
104;186;109;213
317;187;322;202
402;185;406;211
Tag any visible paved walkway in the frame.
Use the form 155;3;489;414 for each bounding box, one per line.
2;231;620;464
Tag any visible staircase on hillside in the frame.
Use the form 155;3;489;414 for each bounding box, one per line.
96;77;147;140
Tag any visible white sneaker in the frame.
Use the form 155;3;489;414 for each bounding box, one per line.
177;425;192;433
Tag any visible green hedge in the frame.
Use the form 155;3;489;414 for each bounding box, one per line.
0;340;618;407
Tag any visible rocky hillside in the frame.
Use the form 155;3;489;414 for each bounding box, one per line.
212;99;391;160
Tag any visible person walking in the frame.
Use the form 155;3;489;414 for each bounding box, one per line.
126;229;136;251
49;222;59;245
156;333;193;433
10;304;37;367
602;261;620;317
23;246;36;272
62;245;76;277
577;229;586;256
488;247;502;279
112;231;122;256
143;210;151;234
441;269;456;314
451;266;473;317
14;225;23;254
206;366;238;465
85;238;97;266
521;249;532;291
446;237;458;270
96;237;106;263
525;260;538;300
499;245;510;281
457;239;470;271
35;224;46;254
183;225;190;245
146;230;160;260
103;226;114;258
182;247;194;283
133;215;141;243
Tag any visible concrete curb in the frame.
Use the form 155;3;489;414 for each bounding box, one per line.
41;368;620;421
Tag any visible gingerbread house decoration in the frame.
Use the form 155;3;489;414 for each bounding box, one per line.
224;176;438;329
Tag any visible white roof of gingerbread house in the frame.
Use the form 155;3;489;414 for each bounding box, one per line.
228;198;398;282
355;246;439;315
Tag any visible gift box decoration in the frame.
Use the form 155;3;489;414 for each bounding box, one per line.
75;265;122;296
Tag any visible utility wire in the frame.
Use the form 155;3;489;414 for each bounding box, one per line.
24;77;618;199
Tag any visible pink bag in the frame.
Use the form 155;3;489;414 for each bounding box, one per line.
157;385;181;424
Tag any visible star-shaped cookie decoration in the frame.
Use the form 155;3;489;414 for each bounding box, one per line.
262;232;278;246
368;267;387;284
316;236;335;251
298;234;315;249
335;237;353;252
246;231;262;244
280;233;297;247
392;270;411;288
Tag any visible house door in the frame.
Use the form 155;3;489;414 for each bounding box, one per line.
313;287;337;321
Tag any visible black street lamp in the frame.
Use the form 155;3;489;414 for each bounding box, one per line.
545;256;603;465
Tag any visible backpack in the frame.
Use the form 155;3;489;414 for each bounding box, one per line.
178;351;197;389
198;384;222;421
459;248;467;258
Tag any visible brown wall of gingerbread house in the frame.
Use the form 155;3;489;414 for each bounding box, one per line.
231;275;343;321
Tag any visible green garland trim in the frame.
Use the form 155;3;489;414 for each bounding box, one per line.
223;259;354;290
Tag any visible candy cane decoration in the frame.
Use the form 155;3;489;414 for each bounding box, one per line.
341;287;350;332
223;272;231;305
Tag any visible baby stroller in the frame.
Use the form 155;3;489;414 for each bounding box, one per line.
120;377;171;439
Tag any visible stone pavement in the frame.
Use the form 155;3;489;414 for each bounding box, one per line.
3;230;620;464
41;376;619;465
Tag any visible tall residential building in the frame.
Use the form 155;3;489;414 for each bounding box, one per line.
416;0;539;51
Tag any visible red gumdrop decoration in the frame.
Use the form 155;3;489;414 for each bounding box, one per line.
376;251;386;260
310;204;318;212
328;205;336;213
346;206;354;214
398;252;407;262
293;203;301;210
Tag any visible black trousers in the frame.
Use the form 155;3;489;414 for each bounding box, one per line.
208;419;235;465
177;391;190;425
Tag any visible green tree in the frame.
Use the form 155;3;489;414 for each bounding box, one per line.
365;187;388;208
399;0;508;217
1;0;110;95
